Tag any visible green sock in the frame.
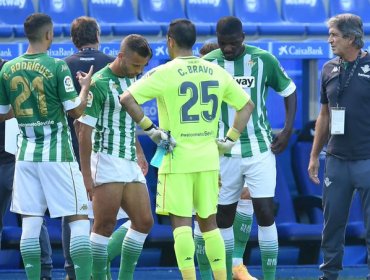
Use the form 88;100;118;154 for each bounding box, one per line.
203;228;226;278
107;221;130;280
259;224;278;280
70;235;92;280
233;212;253;259
194;233;212;280
20;237;41;280
220;227;234;280
90;233;109;280
118;228;147;280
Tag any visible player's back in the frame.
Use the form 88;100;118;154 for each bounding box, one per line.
133;56;247;173
0;53;77;162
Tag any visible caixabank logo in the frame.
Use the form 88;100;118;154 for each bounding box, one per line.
273;42;328;59
0;44;18;59
47;44;76;58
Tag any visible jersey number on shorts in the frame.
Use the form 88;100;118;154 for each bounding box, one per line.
179;80;219;123
11;76;47;117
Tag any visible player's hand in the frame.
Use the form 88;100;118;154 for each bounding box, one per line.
77;65;94;89
216;137;235;155
166;134;177;153
83;175;94;200
270;128;292;154
308;157;320;185
144;125;169;145
137;152;149;176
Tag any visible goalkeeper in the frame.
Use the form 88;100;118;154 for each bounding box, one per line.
120;19;254;280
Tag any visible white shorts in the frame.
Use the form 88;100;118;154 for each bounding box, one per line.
219;150;276;204
11;161;88;218
91;152;146;186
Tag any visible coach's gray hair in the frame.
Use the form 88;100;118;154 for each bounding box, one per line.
328;13;364;49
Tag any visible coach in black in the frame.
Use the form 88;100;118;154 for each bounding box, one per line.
308;13;370;280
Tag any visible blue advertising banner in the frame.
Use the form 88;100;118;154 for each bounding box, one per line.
0;44;20;59
272;41;330;59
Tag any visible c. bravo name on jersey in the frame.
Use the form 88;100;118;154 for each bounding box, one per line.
8;61;54;79
177;64;214;76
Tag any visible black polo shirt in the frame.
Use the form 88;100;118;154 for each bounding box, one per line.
64;49;114;163
321;52;370;160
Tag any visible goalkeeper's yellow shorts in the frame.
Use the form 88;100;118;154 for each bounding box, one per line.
156;170;219;219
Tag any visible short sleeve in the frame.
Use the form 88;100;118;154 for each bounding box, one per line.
78;80;104;127
56;60;81;111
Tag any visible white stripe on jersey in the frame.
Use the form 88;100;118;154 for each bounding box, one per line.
56;122;63;161
24;126;36;161
42;125;52;161
110;78;123;157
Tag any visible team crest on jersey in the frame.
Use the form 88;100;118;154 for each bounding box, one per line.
64;76;74;92
234;76;255;88
87;91;93;107
247;59;255;67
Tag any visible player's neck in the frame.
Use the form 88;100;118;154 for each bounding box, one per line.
173;49;193;59
26;43;48;55
79;43;99;51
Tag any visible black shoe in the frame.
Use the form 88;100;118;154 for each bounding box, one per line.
40;277;51;280
318;277;328;280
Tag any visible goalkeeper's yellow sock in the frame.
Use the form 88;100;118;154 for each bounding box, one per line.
203;228;227;280
173;226;196;280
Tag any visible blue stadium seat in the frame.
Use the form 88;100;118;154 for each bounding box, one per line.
0;0;35;37
87;0;161;36
292;141;365;240
233;0;304;36
281;0;328;35
184;0;230;35
0;250;21;269
328;0;370;34
39;0;86;36
138;0;185;34
274;161;322;263
1;208;21;249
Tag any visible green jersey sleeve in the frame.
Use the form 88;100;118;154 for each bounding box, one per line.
78;80;105;128
56;59;80;111
265;53;296;97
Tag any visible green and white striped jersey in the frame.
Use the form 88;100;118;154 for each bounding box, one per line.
78;65;137;161
203;45;296;158
0;53;80;162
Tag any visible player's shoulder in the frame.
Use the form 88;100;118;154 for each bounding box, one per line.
247;45;275;60
203;49;223;61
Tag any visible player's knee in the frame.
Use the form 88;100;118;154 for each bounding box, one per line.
93;218;116;237
253;199;275;226
132;214;153;233
216;203;238;228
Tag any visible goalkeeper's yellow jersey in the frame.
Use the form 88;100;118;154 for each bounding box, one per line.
128;56;249;174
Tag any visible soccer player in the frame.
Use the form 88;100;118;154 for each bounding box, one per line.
120;19;255;280
77;34;154;280
0;13;93;280
63;16;138;280
199;16;297;280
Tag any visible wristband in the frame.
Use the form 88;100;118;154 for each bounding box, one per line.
138;116;153;130
226;127;241;142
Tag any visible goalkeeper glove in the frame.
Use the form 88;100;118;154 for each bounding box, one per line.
216;127;241;155
139;116;168;145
